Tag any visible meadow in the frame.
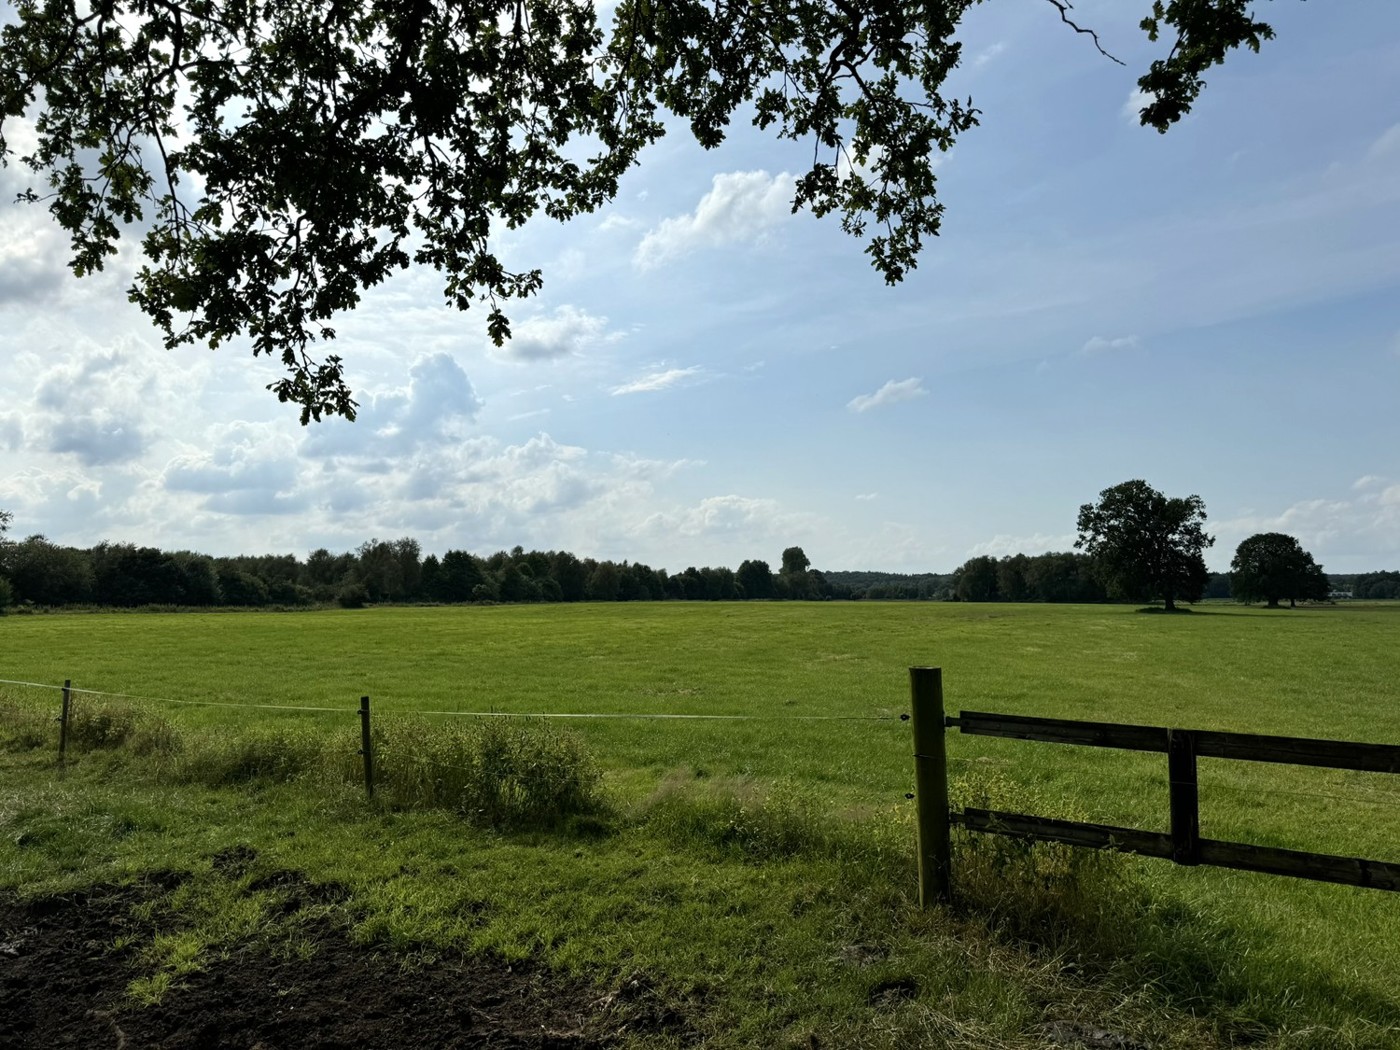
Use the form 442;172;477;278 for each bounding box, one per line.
3;600;1400;1047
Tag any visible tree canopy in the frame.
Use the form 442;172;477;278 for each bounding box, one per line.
1230;531;1328;608
0;0;1281;420
1075;479;1213;611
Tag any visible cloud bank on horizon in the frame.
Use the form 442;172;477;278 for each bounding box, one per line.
1;3;1398;575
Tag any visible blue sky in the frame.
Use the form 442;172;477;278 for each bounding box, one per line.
1;1;1397;574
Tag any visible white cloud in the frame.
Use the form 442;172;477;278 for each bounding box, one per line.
612;366;702;396
1123;88;1153;123
1081;334;1141;356
598;213;639;233
302;353;483;461
22;342;186;468
847;377;928;413
1368;123;1400;159
1216;485;1400;568
638;494;816;543
634;170;796;269
966;533;1077;558
972;42;1006;68
1353;475;1383;490
497;305;613;361
855;492;878;501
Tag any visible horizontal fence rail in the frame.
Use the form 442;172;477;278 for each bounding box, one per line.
909;668;1400;904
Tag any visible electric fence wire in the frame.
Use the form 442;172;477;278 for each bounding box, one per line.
10;677;1397;809
0;677;903;722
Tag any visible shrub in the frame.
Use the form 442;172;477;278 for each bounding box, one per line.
337;582;370;609
347;716;604;828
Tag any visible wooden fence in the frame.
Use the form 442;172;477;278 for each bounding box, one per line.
908;666;1400;906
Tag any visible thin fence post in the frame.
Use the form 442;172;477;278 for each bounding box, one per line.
910;666;951;906
58;679;72;764
359;695;375;799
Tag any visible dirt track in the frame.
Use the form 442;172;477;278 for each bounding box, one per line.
1;876;681;1050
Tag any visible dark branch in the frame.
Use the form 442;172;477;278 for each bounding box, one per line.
1043;0;1125;66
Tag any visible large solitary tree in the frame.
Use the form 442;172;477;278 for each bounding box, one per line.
1230;532;1328;608
1075;479;1213;611
0;0;1282;420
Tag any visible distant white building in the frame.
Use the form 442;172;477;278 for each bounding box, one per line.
1328;590;1353;600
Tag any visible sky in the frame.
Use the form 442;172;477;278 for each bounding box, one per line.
1;1;1398;575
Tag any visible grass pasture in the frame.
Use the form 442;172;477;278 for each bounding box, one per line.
3;600;1400;1047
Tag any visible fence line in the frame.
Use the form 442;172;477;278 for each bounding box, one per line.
1;675;900;722
908;666;1400;902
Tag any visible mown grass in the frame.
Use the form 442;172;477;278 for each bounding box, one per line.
3;601;1400;1046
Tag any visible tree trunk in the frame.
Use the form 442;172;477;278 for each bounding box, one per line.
1267;597;1280;609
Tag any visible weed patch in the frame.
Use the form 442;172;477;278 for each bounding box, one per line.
342;715;605;828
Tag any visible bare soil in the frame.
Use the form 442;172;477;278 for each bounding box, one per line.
1;873;684;1050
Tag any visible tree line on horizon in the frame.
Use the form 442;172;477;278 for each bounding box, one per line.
0;504;1395;612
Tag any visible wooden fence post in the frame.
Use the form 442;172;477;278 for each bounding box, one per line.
58;679;72;764
359;695;375;799
1167;728;1200;865
910;667;952;905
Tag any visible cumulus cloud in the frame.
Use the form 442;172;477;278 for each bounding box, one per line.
966;533;1077;558
302;353;483;461
26;346;165;467
612;366;702;396
634;170;796;269
847;377;928;413
855;492;878;501
497;305;613;361
639;495;790;538
1215;483;1400;569
1354;475;1383;490
1081;334;1141;356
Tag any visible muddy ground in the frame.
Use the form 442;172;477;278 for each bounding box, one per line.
0;872;685;1050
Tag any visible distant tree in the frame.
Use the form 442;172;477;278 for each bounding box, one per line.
952;556;999;602
1075;480;1213;611
587;562;621;602
1230;533;1329;608
171;553;222;606
996;554;1030;602
217;567;272;606
91;542;190;606
737;559;775;599
781;546;811;575
435;549;484;602
4;536;94;604
0;509;13;612
551;551;589;602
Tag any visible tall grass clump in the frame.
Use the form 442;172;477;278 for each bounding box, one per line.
65;700;181;756
642;773;909;869
349;715;604;828
948;771;1141;959
0;698;53;750
169;725;327;787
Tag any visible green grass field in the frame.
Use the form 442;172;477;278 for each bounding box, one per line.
4;601;1400;1047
